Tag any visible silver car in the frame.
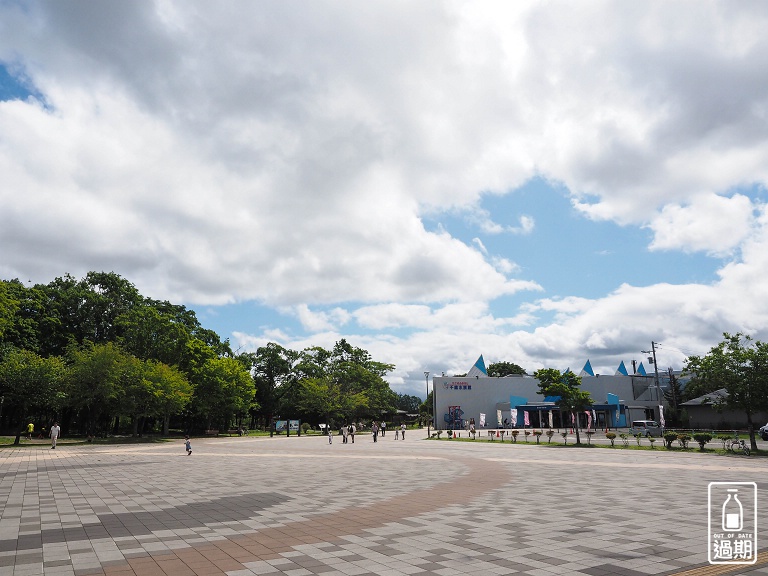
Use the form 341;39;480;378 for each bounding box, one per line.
759;422;768;441
628;420;663;437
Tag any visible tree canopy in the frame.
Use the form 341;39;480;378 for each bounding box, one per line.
0;273;397;439
534;368;592;444
684;332;768;449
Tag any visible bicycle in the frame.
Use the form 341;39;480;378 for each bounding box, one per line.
728;437;750;456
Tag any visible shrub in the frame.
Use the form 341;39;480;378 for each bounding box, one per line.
585;430;595;445
649;437;656;449
436;430;443;439
533;430;543;444
300;422;311;434
677;433;691;449
716;434;732;450
606;432;616;447
619;433;629;447
663;431;678;449
635;433;643;446
546;430;555;443
561;431;568;445
693;432;713;450
511;430;519;443
524;430;531;442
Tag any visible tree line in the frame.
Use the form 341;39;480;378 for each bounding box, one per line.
0;272;417;443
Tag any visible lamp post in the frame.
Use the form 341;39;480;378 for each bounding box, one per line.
424;371;430;436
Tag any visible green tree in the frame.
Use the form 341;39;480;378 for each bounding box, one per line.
146;360;193;435
189;356;255;430
395;393;422;413
0;346;68;444
0;281;19;339
487;361;527;377
684;333;768;450
249;342;300;428
534;368;593;445
66;342;129;435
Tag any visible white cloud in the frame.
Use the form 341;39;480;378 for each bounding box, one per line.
647;193;755;256
4;2;768;398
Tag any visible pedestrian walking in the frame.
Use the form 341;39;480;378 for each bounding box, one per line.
26;421;34;440
350;424;356;443
381;421;386;437
342;425;349;444
401;423;406;439
49;422;60;449
371;421;379;442
394;427;400;440
184;436;192;455
328;427;333;444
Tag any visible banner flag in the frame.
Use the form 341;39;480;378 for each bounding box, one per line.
524;411;530;426
548;410;553;428
479;413;486;427
659;405;665;428
586;410;592;431
511;409;517;426
496;409;502;427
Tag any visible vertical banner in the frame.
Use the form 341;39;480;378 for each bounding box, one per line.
511;408;517;427
523;411;530;426
585;410;592;431
479;413;486;427
708;482;757;565
548;410;553;428
659;405;665;428
496;409;502;427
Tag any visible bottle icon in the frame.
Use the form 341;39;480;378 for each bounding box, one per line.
722;489;743;531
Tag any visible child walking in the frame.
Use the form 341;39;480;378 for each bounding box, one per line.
184;436;192;455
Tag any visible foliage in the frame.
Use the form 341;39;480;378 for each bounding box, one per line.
676;433;691;449
546;429;555;443
693;432;713;450
534;368;593;444
533;430;542;444
619;433;629;447
0;273;397;437
663;431;678;449
487;361;527;377
511;430;519;442
585;430;594;445
605;431;616;447
684;332;768;450
561;431;568;445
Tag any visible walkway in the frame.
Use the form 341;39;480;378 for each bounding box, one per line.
0;431;765;575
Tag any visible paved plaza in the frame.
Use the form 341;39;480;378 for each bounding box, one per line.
0;431;765;576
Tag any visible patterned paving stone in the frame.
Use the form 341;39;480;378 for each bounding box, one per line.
0;434;766;575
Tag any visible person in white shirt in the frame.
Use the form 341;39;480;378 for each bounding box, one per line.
49;422;61;449
400;423;406;440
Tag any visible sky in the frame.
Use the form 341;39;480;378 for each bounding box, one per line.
2;1;768;398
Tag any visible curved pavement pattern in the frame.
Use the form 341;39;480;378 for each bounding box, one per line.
0;433;765;576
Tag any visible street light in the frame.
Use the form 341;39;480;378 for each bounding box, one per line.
424;371;430;436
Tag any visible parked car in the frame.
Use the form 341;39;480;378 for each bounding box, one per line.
759;422;768;441
628;420;663;437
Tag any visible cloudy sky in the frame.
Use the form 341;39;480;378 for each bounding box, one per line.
2;1;768;397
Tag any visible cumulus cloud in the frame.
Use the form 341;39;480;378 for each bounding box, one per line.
647;193;756;255
3;2;768;396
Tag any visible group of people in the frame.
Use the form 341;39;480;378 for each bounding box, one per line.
330;421;407;443
25;421;60;448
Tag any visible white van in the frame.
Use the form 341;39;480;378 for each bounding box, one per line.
628;420;663;437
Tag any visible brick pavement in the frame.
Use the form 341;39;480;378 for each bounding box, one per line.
0;432;765;576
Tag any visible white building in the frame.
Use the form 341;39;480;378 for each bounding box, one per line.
431;356;667;430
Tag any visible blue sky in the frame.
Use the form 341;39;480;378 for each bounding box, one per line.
2;2;768;398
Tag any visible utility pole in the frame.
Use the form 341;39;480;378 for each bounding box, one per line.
641;341;662;401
